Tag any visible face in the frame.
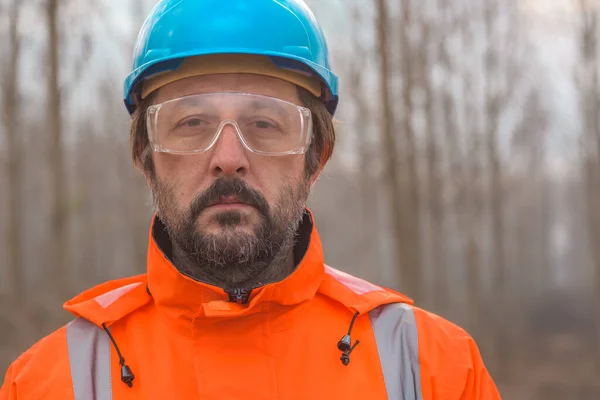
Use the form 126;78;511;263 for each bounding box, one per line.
148;74;315;285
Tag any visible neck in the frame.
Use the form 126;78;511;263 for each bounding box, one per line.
170;235;297;290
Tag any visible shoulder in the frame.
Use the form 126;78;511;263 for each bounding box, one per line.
318;266;475;355
411;306;500;398
1;325;73;399
6;324;69;372
2;275;150;399
372;302;482;365
411;305;475;349
372;302;497;398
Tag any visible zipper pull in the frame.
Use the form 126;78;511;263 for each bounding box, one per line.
225;288;252;304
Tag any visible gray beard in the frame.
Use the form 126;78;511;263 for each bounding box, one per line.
152;178;309;290
170;222;299;289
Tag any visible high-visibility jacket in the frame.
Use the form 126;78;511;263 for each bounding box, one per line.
1;212;501;399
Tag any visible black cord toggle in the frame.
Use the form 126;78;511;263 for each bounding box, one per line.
120;364;135;387
337;311;361;366
102;323;135;388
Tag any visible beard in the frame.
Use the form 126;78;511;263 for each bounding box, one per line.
151;176;310;289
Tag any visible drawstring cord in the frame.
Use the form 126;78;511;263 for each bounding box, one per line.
337;311;360;366
101;323;135;388
100;295;356;386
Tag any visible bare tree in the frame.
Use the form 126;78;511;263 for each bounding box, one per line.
348;8;368;216
417;2;447;311
46;0;69;296
2;0;24;301
434;0;474;319
578;0;600;275
576;0;600;371
456;0;486;333
399;0;422;301
483;0;507;304
483;0;525;377
375;0;420;299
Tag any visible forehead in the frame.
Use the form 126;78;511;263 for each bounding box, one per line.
152;73;301;106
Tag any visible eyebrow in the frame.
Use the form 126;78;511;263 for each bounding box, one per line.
245;99;289;118
165;96;292;119
173;96;211;109
164;97;207;114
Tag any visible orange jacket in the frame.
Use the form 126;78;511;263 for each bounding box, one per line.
1;213;501;399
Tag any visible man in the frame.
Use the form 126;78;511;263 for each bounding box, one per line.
1;0;501;398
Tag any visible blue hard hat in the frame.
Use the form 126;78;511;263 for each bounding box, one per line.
123;0;339;115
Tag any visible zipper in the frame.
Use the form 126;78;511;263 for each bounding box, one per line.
224;288;252;304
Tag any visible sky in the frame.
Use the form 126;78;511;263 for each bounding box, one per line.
6;0;584;176
307;0;584;176
521;0;584;176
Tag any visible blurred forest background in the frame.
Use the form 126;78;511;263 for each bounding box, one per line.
0;0;599;398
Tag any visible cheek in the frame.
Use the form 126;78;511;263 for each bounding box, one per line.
251;154;305;191
257;158;306;212
153;153;210;202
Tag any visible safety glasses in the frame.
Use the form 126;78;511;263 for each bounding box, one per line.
146;92;313;156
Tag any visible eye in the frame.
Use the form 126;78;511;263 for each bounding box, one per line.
252;120;279;130
179;118;207;128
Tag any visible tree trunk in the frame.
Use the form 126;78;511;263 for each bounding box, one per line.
349;8;374;237
459;5;485;335
47;0;69;297
399;0;422;302
3;1;24;301
375;0;417;296
133;0;146;25
419;19;445;311
483;0;508;377
577;0;600;372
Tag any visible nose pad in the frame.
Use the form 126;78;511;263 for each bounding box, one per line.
209;120;250;176
212;120;246;150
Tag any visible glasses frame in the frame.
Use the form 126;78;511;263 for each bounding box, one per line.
145;92;313;156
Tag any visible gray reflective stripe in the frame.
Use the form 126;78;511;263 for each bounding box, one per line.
66;318;112;400
369;303;423;400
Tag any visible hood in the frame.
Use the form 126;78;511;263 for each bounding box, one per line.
63;274;151;328
64;209;411;328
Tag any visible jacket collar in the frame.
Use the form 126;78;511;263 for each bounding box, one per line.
146;210;325;321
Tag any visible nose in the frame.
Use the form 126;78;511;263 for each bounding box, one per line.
208;123;249;177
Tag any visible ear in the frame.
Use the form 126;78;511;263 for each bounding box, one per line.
308;167;323;188
137;148;155;190
143;170;153;190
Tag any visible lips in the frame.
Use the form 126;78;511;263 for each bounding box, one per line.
189;178;269;221
208;196;249;207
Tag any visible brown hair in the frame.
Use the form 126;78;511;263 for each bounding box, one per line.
130;87;335;178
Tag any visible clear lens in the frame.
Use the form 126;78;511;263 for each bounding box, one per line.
147;93;312;155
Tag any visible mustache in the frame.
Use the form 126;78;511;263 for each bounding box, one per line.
189;178;269;219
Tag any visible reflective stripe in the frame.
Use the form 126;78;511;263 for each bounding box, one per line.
325;265;384;295
94;282;143;308
369;303;423;400
66;318;112;400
